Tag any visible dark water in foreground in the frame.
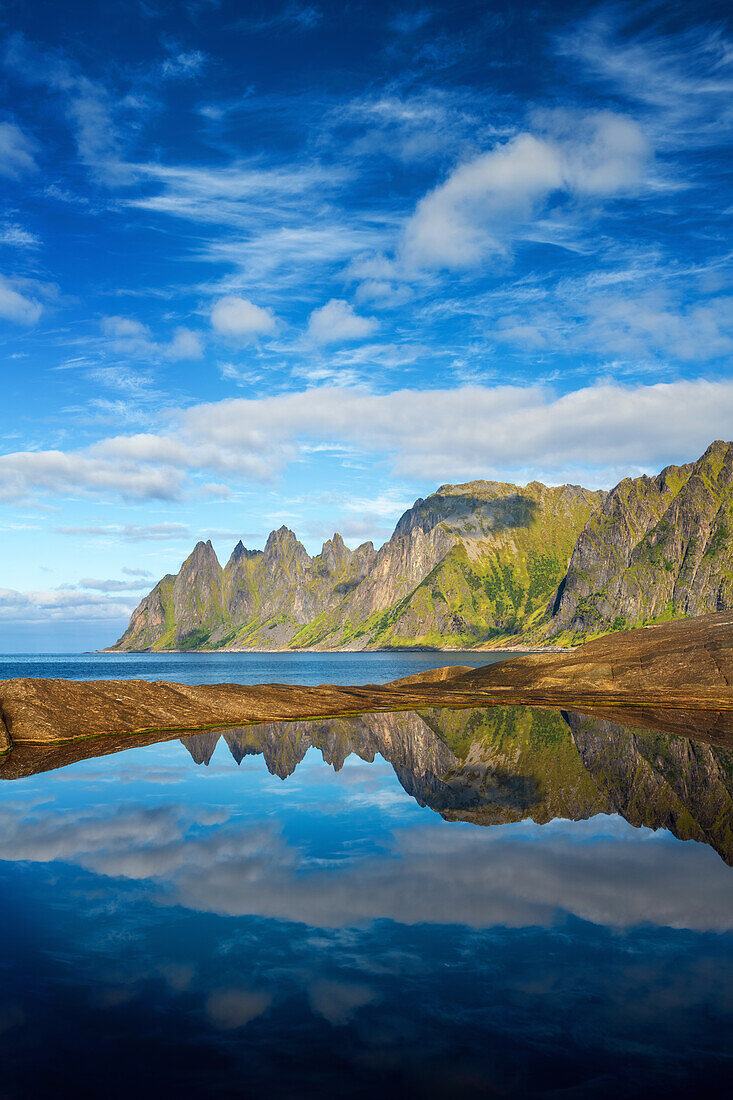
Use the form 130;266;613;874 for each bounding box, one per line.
1;656;732;1098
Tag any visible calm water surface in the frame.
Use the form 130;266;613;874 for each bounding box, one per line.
1;658;731;1098
0;649;503;685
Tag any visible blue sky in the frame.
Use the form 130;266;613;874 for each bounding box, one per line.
0;0;731;649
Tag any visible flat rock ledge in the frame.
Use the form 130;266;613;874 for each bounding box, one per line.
1;612;732;756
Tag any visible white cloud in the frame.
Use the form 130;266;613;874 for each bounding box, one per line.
0;586;137;622
557;13;733;149
4;34;122;183
0;274;42;324
0;221;40;248
210;295;277;340
0;121;38;177
100;316;204;359
3;378;732;505
402;112;650;270
306;299;377;344
78;577;151;592
0;450;183;503
160;50;207;81
101;315;153;355
165;326;204;359
56;523;190;541
491;289;733;363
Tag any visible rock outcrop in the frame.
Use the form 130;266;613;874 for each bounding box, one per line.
2;614;732;763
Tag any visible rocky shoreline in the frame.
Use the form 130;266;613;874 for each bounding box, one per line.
2;612;732;758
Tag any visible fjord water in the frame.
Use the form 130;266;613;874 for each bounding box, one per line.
1;659;732;1098
0;648;500;685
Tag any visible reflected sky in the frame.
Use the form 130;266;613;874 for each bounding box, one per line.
1;706;732;1099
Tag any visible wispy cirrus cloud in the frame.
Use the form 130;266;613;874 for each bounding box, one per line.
306;299;377;344
0;274;43;323
557;10;733;148
0;120;38;177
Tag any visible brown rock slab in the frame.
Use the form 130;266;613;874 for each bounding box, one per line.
0;613;731;758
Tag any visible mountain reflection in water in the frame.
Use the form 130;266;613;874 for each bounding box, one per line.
178;707;733;863
0;704;732;1099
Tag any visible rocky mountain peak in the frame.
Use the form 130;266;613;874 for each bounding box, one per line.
226;540;261;568
263;526;311;573
317;533;351;573
265;526;304;552
181;539;221;576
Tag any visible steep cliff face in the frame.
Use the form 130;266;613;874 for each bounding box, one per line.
114;539;225;651
545;440;733;640
111;478;601;651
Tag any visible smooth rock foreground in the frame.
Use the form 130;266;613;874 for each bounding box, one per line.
1;612;732;759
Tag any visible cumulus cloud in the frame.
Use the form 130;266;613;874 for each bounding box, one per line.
100;316;204;360
0;274;42;324
210;295;277;340
306;299;377;343
0;121;38;177
0;586;137;622
165;326;204;359
3;378;733;504
402;112;650;269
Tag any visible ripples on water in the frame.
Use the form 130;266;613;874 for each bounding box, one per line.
1;656;731;1098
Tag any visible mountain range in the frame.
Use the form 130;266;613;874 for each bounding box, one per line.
111;440;733;651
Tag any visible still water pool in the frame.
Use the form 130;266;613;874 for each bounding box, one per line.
0;656;731;1098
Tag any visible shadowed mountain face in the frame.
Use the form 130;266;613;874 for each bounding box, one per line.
5;704;729;864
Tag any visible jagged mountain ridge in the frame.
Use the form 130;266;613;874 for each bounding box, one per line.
112;441;733;651
112;478;602;651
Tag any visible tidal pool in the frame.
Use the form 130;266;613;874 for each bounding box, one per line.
1;701;732;1098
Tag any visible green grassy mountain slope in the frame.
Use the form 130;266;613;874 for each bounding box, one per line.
111;480;601;651
542;440;733;643
110;442;733;653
